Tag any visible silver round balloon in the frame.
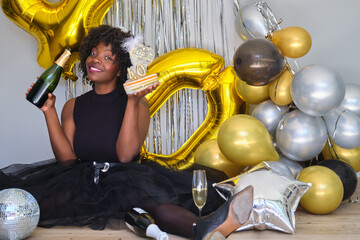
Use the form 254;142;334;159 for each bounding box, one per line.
276;110;327;161
291;65;345;116
239;1;281;39
0;188;40;240
323;107;360;149
278;155;303;179
341;83;360;116
251;100;288;136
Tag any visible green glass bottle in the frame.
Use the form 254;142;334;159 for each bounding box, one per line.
125;207;168;240
26;48;71;108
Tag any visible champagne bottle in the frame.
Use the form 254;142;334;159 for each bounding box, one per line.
125;207;169;240
26;48;71;108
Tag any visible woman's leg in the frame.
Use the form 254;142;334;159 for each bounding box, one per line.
147;203;198;238
144;185;253;239
193;185;254;240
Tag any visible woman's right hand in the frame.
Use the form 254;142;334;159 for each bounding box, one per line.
40;93;56;113
26;83;56;113
25;83;34;96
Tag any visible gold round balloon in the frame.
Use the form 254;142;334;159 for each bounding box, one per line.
194;139;244;178
217;114;279;167
235;77;270;104
269;68;294;106
297;166;344;215
322;138;360;172
1;0;114;80
270;26;312;58
141;50;246;170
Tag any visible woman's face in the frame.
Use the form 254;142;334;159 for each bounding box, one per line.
86;42;120;85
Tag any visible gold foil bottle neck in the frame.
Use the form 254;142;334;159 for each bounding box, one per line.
55;48;72;68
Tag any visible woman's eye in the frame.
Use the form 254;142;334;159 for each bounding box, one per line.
91;51;96;56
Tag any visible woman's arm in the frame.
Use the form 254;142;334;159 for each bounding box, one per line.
116;84;159;163
42;93;77;162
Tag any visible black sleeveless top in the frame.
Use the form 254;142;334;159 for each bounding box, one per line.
73;85;128;162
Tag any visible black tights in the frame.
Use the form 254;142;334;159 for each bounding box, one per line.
146;203;198;238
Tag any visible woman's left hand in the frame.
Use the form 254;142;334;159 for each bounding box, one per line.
128;82;160;100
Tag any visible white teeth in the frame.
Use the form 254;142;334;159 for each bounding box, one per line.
90;67;102;72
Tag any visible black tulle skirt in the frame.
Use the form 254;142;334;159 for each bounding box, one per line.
0;159;226;230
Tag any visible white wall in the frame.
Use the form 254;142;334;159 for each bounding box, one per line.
266;0;360;84
0;0;359;168
0;10;68;167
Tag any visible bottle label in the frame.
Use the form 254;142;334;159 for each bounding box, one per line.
133;207;148;214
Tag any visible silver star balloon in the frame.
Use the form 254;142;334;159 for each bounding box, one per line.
214;168;311;234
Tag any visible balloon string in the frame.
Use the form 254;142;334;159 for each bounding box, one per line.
285;59;298;74
325;132;340;160
322;113;340;159
308;155;319;166
275;105;283;114
332;109;348;141
278;102;297;130
273;78;280;100
255;1;282;38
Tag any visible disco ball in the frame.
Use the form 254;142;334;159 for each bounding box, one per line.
0;188;40;240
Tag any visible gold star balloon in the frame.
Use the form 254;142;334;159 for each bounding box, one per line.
1;0;114;80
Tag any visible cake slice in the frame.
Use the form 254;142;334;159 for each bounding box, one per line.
123;74;159;95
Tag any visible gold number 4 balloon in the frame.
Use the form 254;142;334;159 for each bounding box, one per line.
142;48;247;170
1;0;114;80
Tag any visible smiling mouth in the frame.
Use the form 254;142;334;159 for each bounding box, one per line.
89;66;102;72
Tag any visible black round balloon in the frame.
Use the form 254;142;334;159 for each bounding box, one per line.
319;159;358;201
233;38;285;86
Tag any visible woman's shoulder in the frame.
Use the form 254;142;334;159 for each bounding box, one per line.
62;98;76;116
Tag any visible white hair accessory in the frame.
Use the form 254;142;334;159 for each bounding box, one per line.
121;34;155;71
121;34;144;53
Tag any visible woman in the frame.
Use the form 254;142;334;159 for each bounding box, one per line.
2;25;253;239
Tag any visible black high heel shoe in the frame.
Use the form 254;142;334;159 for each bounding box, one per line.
193;185;254;240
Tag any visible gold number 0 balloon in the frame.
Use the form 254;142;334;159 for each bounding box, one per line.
1;0;114;80
142;48;246;170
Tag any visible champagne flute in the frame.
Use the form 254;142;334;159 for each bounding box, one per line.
192;170;208;217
